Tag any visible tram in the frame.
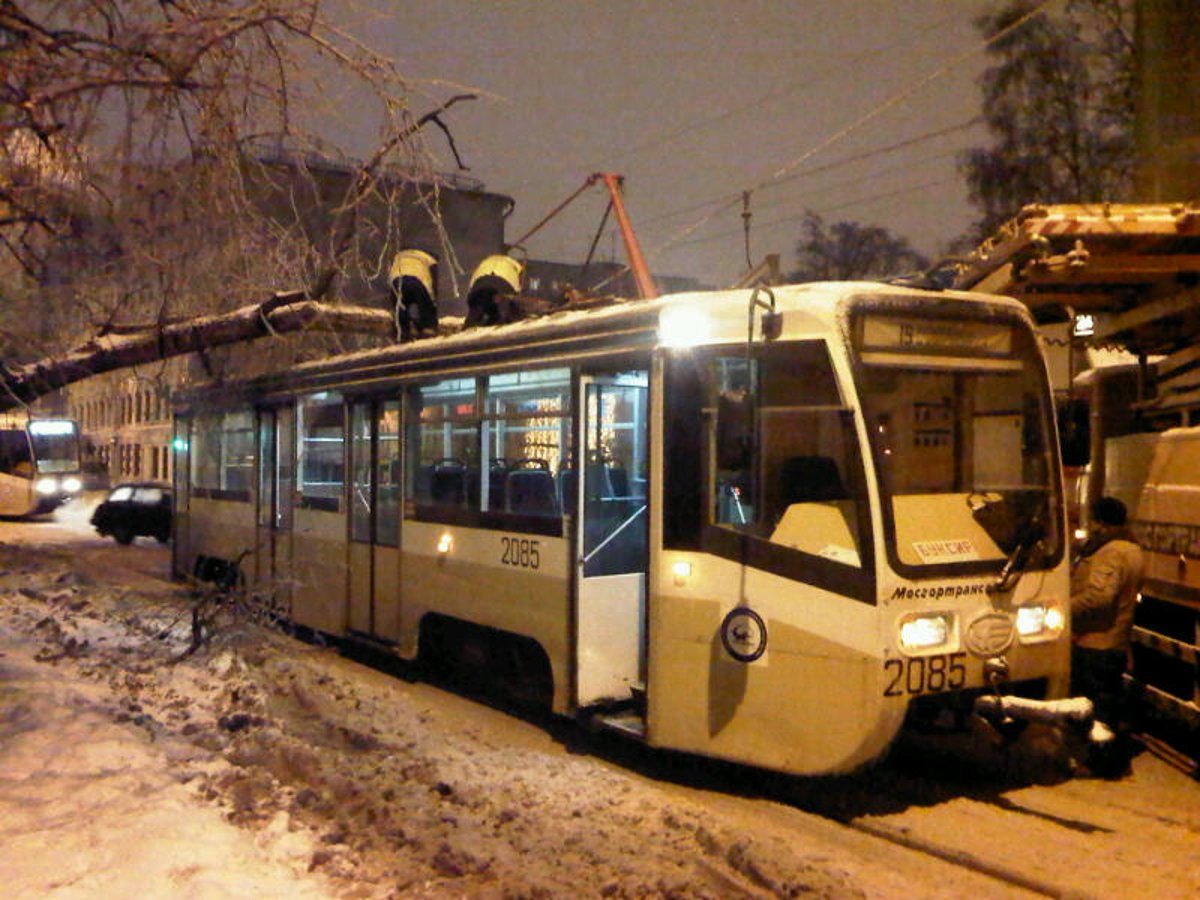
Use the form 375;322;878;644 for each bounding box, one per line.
0;414;83;517
173;281;1076;775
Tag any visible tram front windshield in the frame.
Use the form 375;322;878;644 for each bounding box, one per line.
850;309;1061;577
29;421;80;474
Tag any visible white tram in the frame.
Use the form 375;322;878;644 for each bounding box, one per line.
0;415;83;517
173;282;1074;775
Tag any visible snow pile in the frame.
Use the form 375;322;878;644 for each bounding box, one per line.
0;540;934;898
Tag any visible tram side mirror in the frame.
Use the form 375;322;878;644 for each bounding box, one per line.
760;309;782;341
717;390;754;470
1057;398;1090;467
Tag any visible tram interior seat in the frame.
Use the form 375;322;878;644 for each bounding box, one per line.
557;459;640;508
430;459;468;505
414;463;434;502
558;466;576;508
488;459;509;511
606;461;629;497
585;460;614;499
506;464;559;516
780;455;846;504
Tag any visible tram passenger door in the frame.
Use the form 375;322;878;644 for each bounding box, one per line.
347;399;402;640
575;372;649;707
256;406;295;613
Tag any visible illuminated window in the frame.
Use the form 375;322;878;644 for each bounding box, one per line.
297;392;344;512
406;369;571;533
189;410;254;500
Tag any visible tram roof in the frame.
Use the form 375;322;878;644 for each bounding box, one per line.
177;281;1029;409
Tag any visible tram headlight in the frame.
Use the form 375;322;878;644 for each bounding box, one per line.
658;305;712;348
1015;603;1065;641
61;476;82;494
898;613;952;651
34;477;58;495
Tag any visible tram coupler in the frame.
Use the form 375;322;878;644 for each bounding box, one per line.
973;694;1100;738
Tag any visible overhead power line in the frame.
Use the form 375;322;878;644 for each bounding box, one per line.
671;176;958;250
639;117;980;227
514;10;967;192
644;0;1057;263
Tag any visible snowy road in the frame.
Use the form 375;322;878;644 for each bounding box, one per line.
1;509;1198;898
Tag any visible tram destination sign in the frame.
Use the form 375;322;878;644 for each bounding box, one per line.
859;316;1012;357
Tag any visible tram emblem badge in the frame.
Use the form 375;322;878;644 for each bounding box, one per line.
720;607;768;663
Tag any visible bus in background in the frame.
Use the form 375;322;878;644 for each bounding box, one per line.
0;414;83;517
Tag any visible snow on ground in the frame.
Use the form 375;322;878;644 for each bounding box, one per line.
0;536;940;899
3;521;1197;899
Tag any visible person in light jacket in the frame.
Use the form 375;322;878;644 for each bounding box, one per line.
1070;496;1144;772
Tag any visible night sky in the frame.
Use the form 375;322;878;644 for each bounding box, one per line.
331;0;1001;287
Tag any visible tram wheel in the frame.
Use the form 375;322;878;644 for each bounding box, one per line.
416;615;456;681
416;615;553;712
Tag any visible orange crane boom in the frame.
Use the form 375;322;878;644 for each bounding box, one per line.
591;172;658;300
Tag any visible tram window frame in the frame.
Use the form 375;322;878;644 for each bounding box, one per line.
406;376;480;522
663;342;876;603
297;392;345;513
405;368;570;537
189;409;254;502
483;368;571;521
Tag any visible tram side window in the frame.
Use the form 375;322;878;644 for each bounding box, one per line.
406;369;570;534
408;378;479;515
189;410;254;501
484;368;570;520
298;392;345;512
711;342;867;568
376;401;402;545
222;411;255;492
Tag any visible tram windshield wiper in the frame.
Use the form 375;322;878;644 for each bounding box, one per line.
987;509;1045;594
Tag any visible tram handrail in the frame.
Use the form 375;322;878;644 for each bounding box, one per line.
582;503;647;566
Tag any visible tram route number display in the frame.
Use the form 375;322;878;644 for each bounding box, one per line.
882;652;967;696
500;536;540;570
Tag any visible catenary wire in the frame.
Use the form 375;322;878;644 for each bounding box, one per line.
670;176;957;250
639;118;980;227
510;10;969;193
640;0;1057;265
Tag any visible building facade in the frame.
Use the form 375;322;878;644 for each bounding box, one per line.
68;149;516;488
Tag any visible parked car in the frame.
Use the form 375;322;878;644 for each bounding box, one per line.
91;482;172;545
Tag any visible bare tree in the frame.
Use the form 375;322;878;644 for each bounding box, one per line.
0;1;473;373
958;0;1136;240
790;211;930;283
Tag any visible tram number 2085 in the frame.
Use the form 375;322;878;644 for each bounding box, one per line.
500;536;540;570
883;652;967;697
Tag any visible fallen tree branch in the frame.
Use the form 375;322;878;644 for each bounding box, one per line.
0;294;395;411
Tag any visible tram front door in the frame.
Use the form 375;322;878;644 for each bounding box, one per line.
575;372;649;707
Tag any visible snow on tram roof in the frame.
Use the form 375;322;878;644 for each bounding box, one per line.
289;280;1018;369
184;281;1027;402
